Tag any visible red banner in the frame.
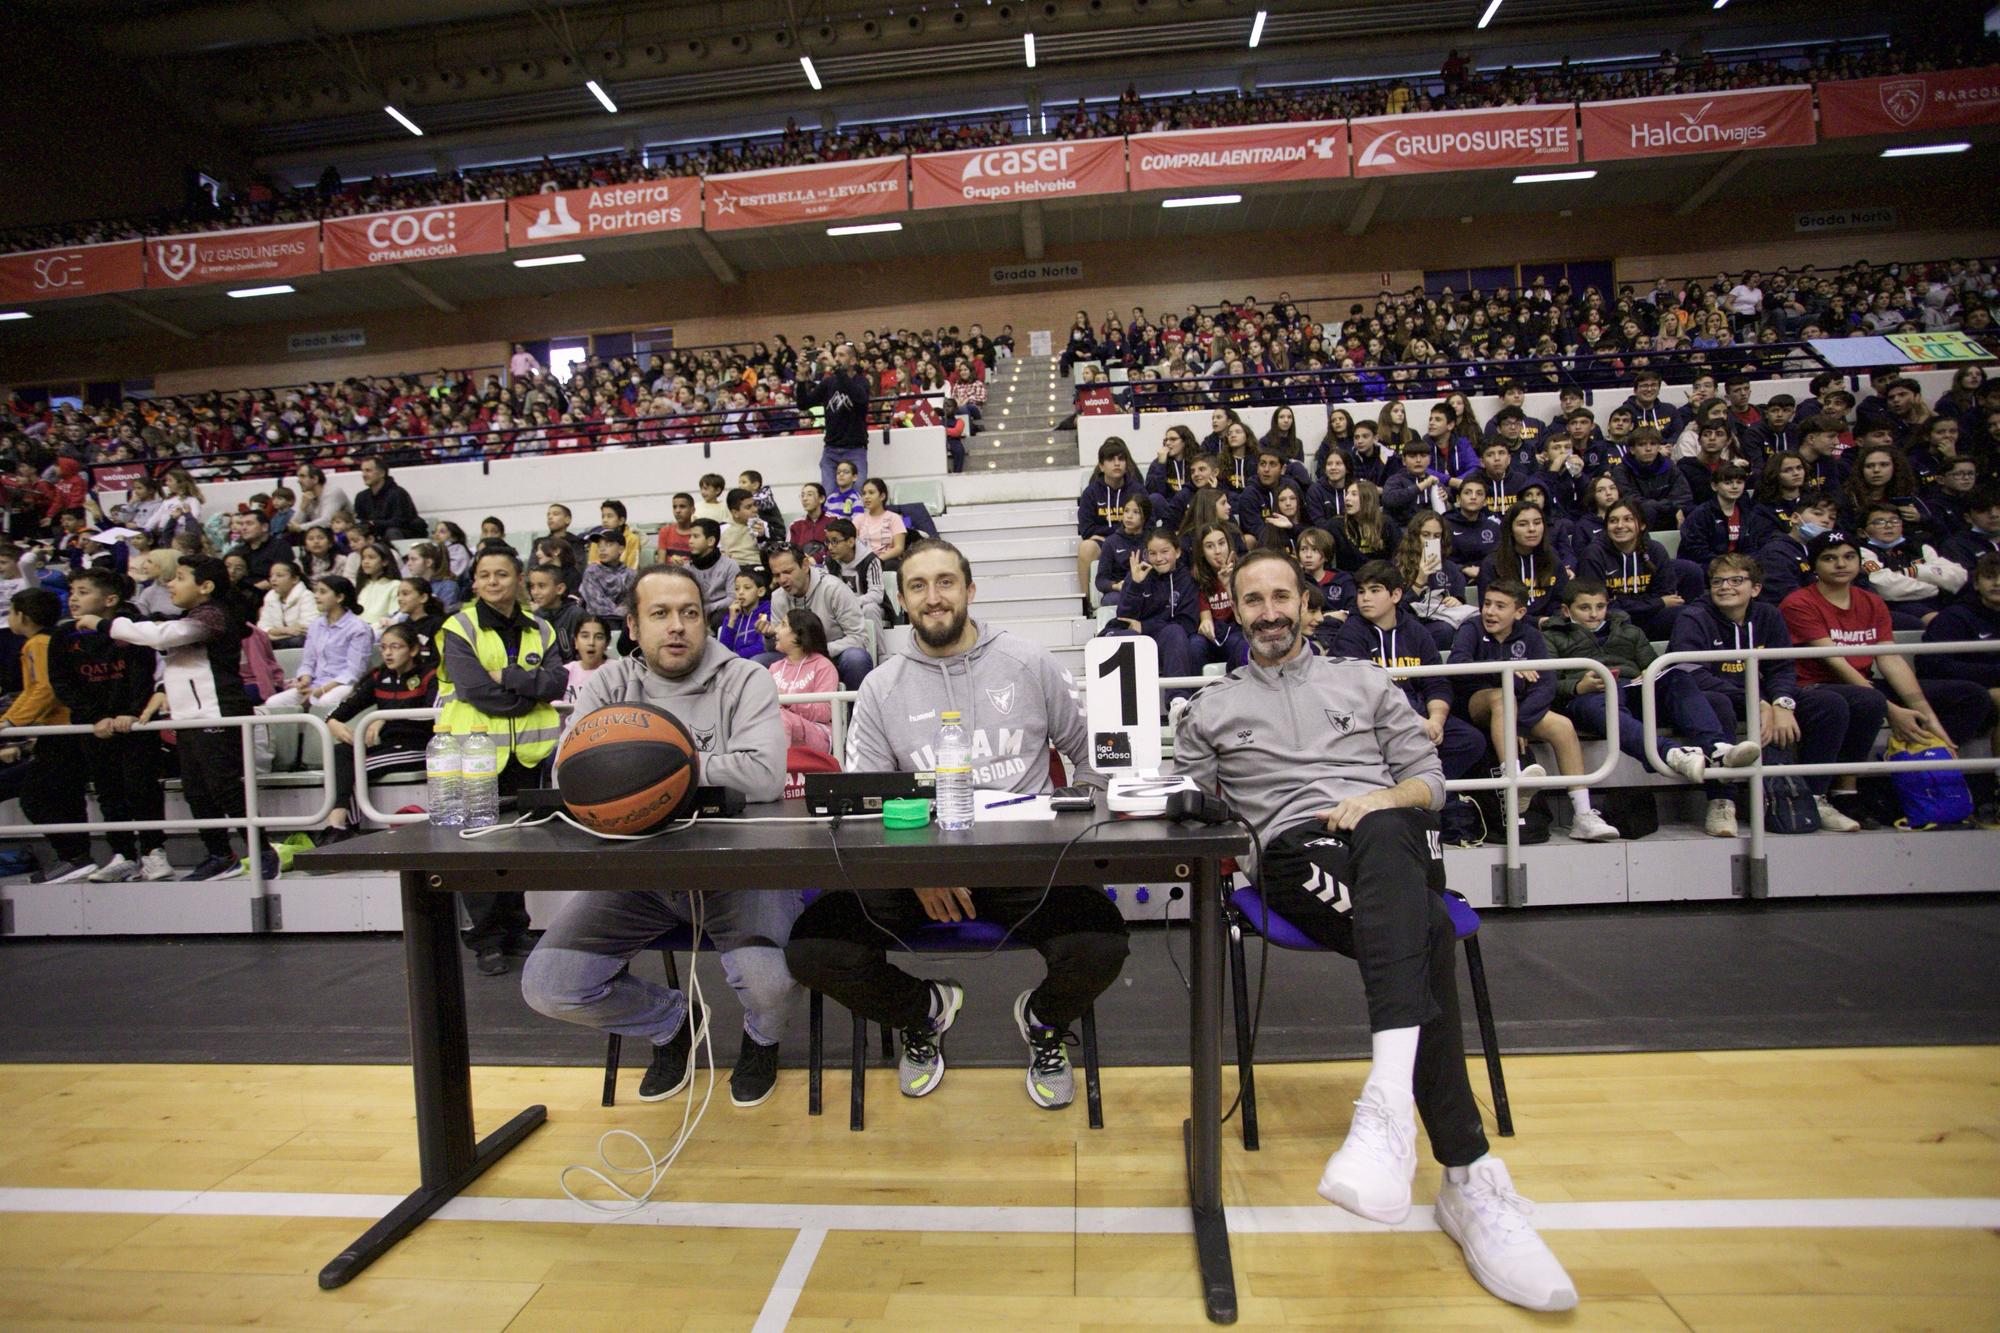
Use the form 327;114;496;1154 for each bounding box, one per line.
1351;104;1577;178
144;223;319;289
1818;66;2000;139
0;240;145;304
1581;86;1815;162
911;138;1125;210
508;178;700;247
321;201;507;271
1127;121;1349;191
703;158;907;232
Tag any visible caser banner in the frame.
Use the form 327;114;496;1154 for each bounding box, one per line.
1818;66;2000;139
1580;86;1816;162
1350;104;1576;177
703;157;907;231
508;178;701;246
0;239;145;303
911;138;1125;209
1126;121;1349;190
144;222;320;289
321;201;508;270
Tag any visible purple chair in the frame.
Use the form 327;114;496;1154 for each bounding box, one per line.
1223;883;1511;1150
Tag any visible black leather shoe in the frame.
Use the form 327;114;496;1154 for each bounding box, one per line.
730;1033;780;1108
475;948;508;976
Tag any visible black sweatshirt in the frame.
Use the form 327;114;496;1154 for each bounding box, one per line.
48;618;158;725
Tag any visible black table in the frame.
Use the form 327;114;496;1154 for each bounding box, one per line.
302;799;1250;1323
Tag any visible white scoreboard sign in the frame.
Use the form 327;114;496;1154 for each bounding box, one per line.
1083;635;1162;774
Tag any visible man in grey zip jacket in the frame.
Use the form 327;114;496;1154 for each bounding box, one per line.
785;538;1128;1113
520;565;800;1111
1173;548;1577;1314
759;544;873;689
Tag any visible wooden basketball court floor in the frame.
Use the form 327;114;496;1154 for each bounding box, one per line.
0;1047;1995;1330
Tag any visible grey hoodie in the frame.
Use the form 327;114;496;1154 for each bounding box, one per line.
1173;645;1443;854
562;634;787;802
845;618;1097;793
769;565;867;660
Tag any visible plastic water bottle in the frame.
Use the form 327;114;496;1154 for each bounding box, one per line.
426;727;463;828
934;710;974;831
460;724;500;829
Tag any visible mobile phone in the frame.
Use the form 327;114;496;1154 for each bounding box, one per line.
1423;537;1442;564
1051;785;1095;812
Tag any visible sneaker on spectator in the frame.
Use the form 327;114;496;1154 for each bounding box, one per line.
88;855;139;883
1316;1082;1417;1224
1515;762;1547;782
1436;1156;1578;1312
180;853;237;882
140;850;175;882
1814;797;1861;832
1663;746;1706;782
1569;809;1621;842
898;979;964;1098
217;847;282;881
31;857;97;885
1712;739;1761;768
639;1000;704;1101
1704;798;1739;838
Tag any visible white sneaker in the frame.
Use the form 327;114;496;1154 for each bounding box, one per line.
1664;746;1706;782
1316;1082;1417;1224
1569;808;1621;842
1815;797;1861;832
140;850;176;881
1704;798;1739;838
1515;762;1547;782
1713;739;1761;768
1436;1156;1578;1312
87;855;139;883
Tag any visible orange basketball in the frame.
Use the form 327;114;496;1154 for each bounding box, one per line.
556;703;699;836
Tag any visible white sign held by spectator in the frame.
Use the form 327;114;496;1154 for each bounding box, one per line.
1085;635;1162;775
1029;330;1054;358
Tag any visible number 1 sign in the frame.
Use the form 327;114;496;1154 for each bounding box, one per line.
1084;635;1162;774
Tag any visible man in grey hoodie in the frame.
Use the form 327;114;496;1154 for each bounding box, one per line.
758;544;872;689
1174;548;1577;1315
520;565;799;1111
785;539;1128;1113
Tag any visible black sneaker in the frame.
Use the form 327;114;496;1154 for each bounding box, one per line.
475;948;508;976
315;826;356;847
30;856;97;885
180;853;238;882
639;1000;704;1102
730;1032;780;1108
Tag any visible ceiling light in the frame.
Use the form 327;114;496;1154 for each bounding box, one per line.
1162;193;1242;208
800;56;822;90
1513;169;1597;183
827;221;903;236
227;284;295;298
0;311;32;321
1476;0;1503;28
1024;32;1036;68
1881;142;1970;158
1712;0;1729;8
383;104;423;136
513;253;587;267
585;79;618;114
1248;9;1266;46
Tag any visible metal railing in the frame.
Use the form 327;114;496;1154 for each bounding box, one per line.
1639;639;2000;898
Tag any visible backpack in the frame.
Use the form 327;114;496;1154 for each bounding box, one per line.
1886;736;1974;829
1438;794;1487;848
1598;788;1659;840
1761;747;1820;834
1471;774;1554;845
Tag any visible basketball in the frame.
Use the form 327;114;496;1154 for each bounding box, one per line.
556;703;699;836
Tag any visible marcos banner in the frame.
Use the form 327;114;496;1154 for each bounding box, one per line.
1581;86;1816;161
509;178;700;247
703;158;907;232
0;240;145;303
144;223;319;289
1350;104;1576;178
1127;121;1348;191
321;201;507;271
1819;66;2000;139
911;138;1125;209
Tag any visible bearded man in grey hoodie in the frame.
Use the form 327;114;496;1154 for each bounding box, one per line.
785;538;1128;1113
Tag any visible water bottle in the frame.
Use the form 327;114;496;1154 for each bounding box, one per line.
426;726;463;828
934;710;974;831
461;723;500;829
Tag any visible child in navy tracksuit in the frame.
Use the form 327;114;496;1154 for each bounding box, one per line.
1330;560;1488;780
1576;500;1691;639
1104;529;1208;689
1077;440;1138;607
1442;479;1502;576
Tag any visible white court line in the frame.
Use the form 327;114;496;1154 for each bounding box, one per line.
752;1227;825;1333
1;1186;1997;1234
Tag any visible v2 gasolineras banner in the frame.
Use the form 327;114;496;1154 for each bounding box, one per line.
1349;104;1577;178
1126;122;1349;191
144;222;320;289
911;138;1125;209
1818;66;2000;139
1580;86;1816;162
321;201;508;271
0;239;145;303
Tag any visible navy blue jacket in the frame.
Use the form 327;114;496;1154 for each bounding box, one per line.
1077;478;1136;540
1114;564;1200;636
1610;453;1692;528
1667;597;1801;705
1094;527;1147;599
1447;618;1557;729
1477;550;1569;623
1145;455;1191;508
1942;528;2000;573
1444;508;1503;566
1456;464;1541;513
1330;606;1452;716
1577;535;1676;623
1678;500;1779;567
1755;533;1815;606
1920;599;2000;687
1303;477;1348;528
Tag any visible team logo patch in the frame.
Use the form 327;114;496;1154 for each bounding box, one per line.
1093;732;1133;767
1324;710;1354;734
1509;640;1528;658
524;653;542;667
691;726;715;749
1235;728;1255;744
986;683;1015;716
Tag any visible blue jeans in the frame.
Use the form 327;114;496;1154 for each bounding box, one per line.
522;887;805;1047
820;445;868;498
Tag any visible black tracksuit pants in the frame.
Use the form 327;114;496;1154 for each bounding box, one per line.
1258;808;1489;1167
461;759;543;953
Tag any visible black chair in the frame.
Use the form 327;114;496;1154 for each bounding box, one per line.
599;928;702;1107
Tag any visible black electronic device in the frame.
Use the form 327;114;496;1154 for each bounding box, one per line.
1050;784;1096;812
506;784;745;818
804;770;935;817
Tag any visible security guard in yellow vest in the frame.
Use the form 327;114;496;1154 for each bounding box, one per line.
438;546;568;975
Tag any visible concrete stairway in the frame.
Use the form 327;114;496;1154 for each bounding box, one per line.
965;354;1077;473
933;495;1093;677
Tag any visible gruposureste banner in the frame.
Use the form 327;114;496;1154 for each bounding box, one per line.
508;179;701;246
1126;122;1349;190
144;223;320;289
1580;86;1816;162
321;201;508;270
911;138;1125;209
0;240;145;303
1818;66;2000;139
703;157;907;231
1350;105;1577;177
